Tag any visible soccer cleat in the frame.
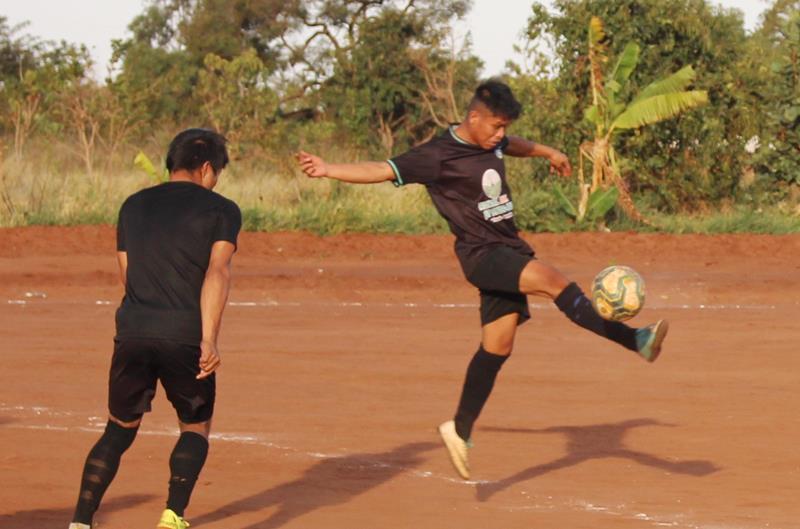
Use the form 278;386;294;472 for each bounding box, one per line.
157;509;190;529
68;524;91;529
635;319;669;362
438;420;471;480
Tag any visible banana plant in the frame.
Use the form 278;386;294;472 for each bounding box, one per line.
574;16;709;224
134;151;168;184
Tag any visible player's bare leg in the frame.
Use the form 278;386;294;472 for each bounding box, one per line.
518;260;570;299
156;420;212;529
519;260;667;361
70;415;141;528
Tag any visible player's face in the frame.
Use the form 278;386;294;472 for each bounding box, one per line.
469;107;512;150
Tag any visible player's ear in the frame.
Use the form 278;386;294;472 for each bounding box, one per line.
200;161;218;189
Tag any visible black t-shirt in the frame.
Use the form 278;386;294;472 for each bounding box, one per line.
115;181;242;344
388;126;533;275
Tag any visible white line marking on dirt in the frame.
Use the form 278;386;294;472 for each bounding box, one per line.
2;403;767;528
3;299;786;311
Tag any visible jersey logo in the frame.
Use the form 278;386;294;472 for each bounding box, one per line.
478;169;514;223
482;169;502;199
494;147;504;159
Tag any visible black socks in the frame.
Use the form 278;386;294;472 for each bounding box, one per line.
454;346;509;441
73;420;138;525
554;282;638;351
166;431;209;517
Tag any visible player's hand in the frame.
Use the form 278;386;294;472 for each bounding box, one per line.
197;339;221;379
296;150;329;178
548;150;572;178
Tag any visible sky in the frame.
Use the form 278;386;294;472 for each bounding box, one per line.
0;0;771;79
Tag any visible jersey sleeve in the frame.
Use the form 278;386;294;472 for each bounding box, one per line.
213;199;242;249
387;140;441;186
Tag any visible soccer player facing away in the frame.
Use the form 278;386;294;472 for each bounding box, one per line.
68;129;242;529
296;80;668;480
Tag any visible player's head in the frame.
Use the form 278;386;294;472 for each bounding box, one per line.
166;128;229;189
464;79;522;150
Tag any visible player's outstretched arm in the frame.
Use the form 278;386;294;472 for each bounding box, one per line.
296;150;395;184
505;136;572;177
197;240;236;380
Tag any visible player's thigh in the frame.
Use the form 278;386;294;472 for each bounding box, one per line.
155;341;216;425
108;339;159;423
481;312;520;355
478;289;530;353
518;260;570;299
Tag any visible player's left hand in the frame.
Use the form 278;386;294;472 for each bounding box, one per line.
296;150;329;178
549;151;572;178
197;339;221;379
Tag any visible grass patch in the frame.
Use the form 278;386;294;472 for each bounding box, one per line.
1;156;797;234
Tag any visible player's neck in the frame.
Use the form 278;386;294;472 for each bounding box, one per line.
453;123;478;145
169;169;202;185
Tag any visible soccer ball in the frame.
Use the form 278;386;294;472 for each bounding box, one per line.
591;265;645;321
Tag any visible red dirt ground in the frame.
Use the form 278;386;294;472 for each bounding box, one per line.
1;226;798;529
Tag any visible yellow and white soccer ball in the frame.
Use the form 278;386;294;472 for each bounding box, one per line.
591;265;645;321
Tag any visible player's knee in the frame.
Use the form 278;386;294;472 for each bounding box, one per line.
179;419;211;439
102;418;139;452
520;262;569;298
483;340;514;356
109;414;141;429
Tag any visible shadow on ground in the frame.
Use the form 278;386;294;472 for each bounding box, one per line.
194;441;438;529
0;493;156;529
476;418;720;501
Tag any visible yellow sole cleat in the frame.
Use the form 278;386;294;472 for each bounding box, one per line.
157;508;189;529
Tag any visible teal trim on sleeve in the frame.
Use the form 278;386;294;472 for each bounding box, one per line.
387;159;404;187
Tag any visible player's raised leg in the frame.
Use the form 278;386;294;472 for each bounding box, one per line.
70;415;141;528
439;313;518;480
518;260;668;361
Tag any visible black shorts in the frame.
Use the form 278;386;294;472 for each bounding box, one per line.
464;246;534;326
108;338;215;424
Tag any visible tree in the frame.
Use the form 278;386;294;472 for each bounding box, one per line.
196;49;278;158
1;38;90;160
287;0;477;154
750;1;800;187
524;0;755;211
571;17;708;223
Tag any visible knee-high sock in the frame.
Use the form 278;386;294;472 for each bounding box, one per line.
166;431;209;517
554;282;638;351
454;346;509;441
72;420;138;524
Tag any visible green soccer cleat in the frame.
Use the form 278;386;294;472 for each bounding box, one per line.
157;509;190;529
635;319;669;362
438;420;471;480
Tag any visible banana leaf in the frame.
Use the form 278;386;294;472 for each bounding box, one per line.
611;90;708;130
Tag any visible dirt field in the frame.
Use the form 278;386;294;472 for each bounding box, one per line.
1;226;798;529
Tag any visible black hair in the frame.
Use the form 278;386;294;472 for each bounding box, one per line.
165;128;229;174
470;79;522;120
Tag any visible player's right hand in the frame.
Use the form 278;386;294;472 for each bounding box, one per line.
197;339;221;379
296;150;329;178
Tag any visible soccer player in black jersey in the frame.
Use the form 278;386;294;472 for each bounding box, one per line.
296;80;668;480
68;129;242;529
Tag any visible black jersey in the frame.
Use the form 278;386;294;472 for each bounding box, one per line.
115;181;242;344
388;126;533;274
